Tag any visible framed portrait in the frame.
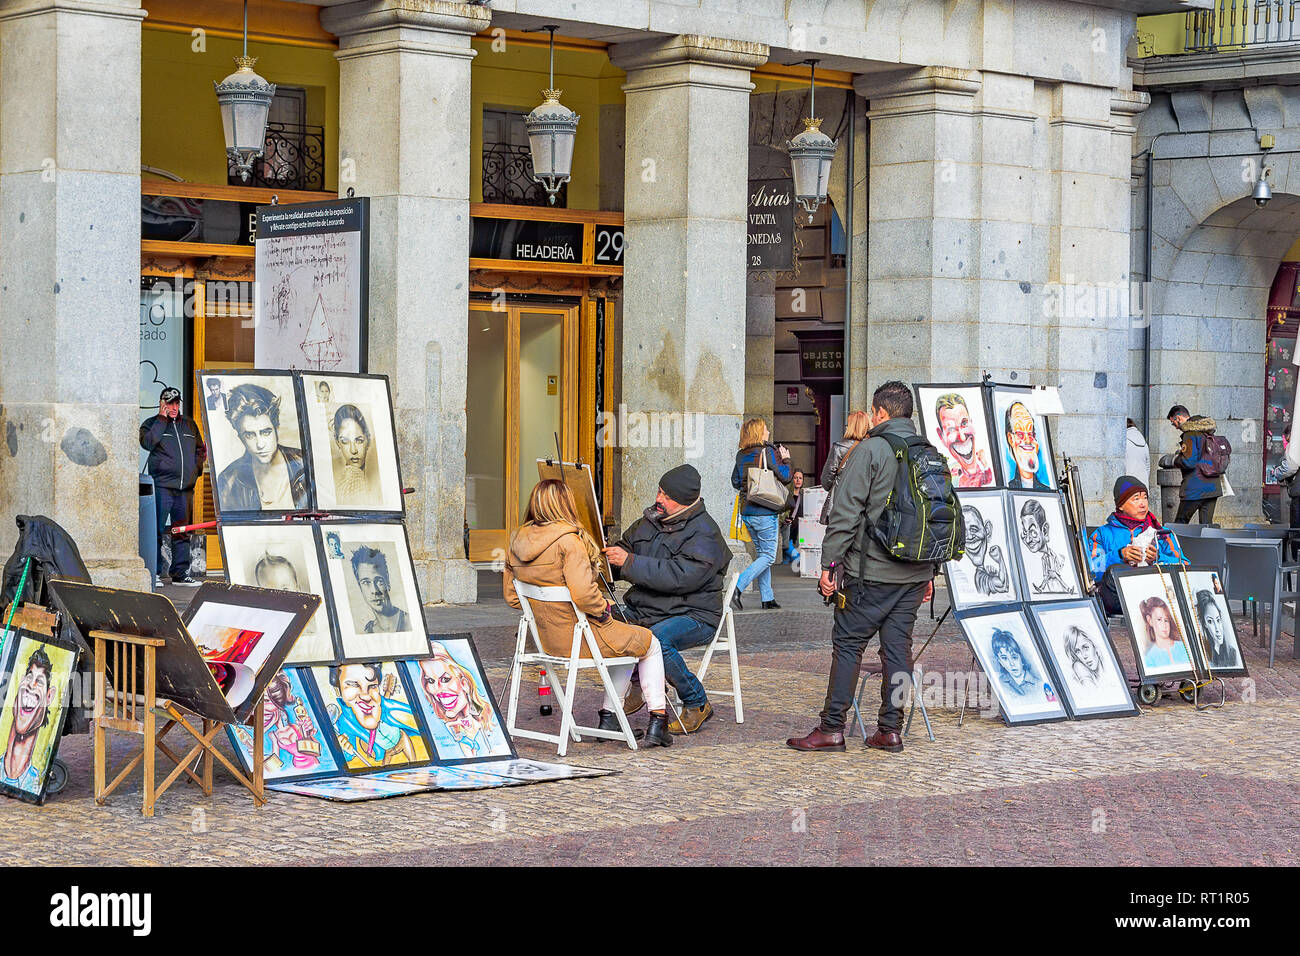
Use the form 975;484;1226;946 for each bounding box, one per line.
197;370;312;518
0;631;80;805
1111;566;1197;683
469;758;613;782
400;636;515;764
267;775;427;802
1029;600;1138;719
956;604;1069;726
1173;566;1248;678
181;582;320;722
915;384;998;490
218;522;338;664
308;660;432;772
945;490;1021;609
227;667;341;781
1008;492;1084;602
989;384;1058;491
301;372;404;514
369;766;523;791
320;521;427;660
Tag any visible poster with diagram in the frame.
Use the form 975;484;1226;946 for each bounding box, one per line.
254;198;369;373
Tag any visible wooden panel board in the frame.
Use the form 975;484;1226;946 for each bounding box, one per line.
536;460;610;578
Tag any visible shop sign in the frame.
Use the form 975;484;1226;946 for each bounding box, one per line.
796;335;843;382
471;218;584;263
747;178;794;272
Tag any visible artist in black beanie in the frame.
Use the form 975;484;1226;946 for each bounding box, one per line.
604;463;732;735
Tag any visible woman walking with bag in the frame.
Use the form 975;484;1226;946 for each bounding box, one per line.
819;410;871;524
731;418;792;610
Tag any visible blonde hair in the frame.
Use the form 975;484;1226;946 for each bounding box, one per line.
739;418;768;449
421;643;497;735
843;410;871;441
520;478;603;577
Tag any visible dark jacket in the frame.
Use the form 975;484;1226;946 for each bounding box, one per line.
1159;417;1222;501
821;416;935;585
818;437;858;523
215;446;311;512
615;499;732;629
139;414;206;492
731;443;793;516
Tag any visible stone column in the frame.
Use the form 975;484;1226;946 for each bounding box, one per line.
0;0;148;589
322;0;488;604
610;35;768;530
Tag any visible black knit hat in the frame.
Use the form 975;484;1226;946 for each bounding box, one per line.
1113;475;1148;510
659;464;701;505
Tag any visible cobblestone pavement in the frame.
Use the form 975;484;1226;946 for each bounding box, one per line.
7;573;1299;866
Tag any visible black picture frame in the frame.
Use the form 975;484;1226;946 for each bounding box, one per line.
1028;599;1139;719
196;369;312;521
217;521;343;665
180;582;320;724
316;518;429;662
398;633;518;767
298;370;406;517
954;603;1070;726
1110;564;1199;684
1171;565;1250;679
914;382;1002;491
0;629;82;806
988;383;1059;491
1005;491;1086;603
945;489;1022;610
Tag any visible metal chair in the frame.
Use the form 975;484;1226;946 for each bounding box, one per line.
1224;543;1300;667
1165;522;1202;537
1175;535;1227;577
1201;527;1252;539
506;581;641;756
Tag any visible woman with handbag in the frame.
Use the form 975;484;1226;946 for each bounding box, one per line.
731;418;793;610
818;410;870;525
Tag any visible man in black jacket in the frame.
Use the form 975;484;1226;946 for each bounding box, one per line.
139;387;207;586
605;464;732;734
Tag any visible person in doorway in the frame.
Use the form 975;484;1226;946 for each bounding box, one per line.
505;479;673;746
216;382;310;512
605;464;732;736
1125;418;1150;482
1158;407;1223;524
139;386;207;586
786;381;936;755
780;469;805;565
1087;476;1185;617
731;418;793;609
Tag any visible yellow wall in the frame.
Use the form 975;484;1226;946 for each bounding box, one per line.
469;39;623;209
142;27;339;190
1135;13;1189;56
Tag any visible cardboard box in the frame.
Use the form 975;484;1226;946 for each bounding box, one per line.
799;547;822;578
801;486;827;520
797;517;825;550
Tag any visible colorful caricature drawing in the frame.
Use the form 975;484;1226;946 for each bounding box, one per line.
1003;401;1052;491
1018;499;1070;594
238;670;328;774
0;647;58;792
415;643;504;759
322;662;425;769
933;393;994;488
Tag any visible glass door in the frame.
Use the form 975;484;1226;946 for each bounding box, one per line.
466;301;578;562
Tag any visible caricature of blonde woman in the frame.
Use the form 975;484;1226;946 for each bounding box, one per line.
419;643;498;758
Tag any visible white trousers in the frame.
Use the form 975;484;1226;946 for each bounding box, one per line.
601;638;667;713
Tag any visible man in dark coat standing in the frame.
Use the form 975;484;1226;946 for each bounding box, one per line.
139;386;207;586
605;464;733;735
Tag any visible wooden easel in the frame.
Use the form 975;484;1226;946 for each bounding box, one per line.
91;628;266;816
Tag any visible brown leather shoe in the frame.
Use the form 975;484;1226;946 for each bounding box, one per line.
622;682;645;716
865;727;904;753
667;701;713;735
786;726;846;752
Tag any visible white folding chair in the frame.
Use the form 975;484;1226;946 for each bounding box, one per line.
506;581;640;756
694;573;744;723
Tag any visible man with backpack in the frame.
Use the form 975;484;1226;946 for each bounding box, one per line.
787;381;963;755
1159;406;1229;524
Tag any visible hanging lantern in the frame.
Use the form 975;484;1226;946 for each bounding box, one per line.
525;26;579;204
787;61;838;223
214;1;275;182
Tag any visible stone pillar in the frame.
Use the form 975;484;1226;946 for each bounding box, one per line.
322;0;488;604
0;0;148;589
745;271;775;423
610;35;768;529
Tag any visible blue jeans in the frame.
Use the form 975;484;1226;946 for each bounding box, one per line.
650;616;715;709
155;486;192;579
737;512;779;602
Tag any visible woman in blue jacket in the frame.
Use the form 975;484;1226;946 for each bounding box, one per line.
1088;475;1185;616
731;418;792;609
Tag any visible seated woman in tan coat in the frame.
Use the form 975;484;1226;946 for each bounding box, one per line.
504;479;672;747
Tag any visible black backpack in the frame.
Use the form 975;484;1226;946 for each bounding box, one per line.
862;433;966;564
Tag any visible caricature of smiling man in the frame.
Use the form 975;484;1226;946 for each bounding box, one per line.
0;648;57;792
